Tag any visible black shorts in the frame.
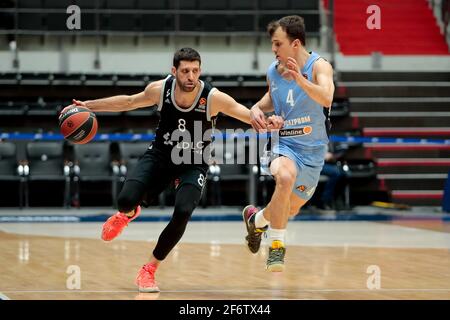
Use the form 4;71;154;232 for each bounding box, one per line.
125;147;208;205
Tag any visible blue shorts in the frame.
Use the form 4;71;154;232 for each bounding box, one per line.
262;143;326;201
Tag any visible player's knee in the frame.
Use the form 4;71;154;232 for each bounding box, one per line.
174;189;198;212
275;171;296;191
173;184;200;221
174;202;194;221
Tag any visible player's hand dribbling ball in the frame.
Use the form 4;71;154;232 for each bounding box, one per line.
59;105;98;144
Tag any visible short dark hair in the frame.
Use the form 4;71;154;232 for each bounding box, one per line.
173;47;201;69
267;15;306;46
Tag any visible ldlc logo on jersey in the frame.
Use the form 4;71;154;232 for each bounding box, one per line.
195;97;207;113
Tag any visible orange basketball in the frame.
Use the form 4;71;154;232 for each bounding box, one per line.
59;106;98;144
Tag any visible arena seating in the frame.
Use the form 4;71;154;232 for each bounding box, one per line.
339;71;450;206
71;142;120;207
0;67;379;208
0;142;27;207
7;0;321;36
4;2;428;208
25;141;71;207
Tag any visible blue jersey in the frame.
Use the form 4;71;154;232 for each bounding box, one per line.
267;52;330;149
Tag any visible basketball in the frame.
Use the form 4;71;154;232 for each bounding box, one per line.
58;106;98;144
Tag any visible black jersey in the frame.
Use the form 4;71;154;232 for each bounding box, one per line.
152;75;217;166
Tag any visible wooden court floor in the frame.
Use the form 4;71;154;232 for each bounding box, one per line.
0;222;449;300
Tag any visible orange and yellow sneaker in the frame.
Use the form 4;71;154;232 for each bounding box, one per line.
266;240;286;272
135;263;160;293
101;205;141;241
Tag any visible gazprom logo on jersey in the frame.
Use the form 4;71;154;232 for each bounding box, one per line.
284;116;311;127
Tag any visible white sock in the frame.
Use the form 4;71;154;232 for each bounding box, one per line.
254;209;270;229
269;228;286;244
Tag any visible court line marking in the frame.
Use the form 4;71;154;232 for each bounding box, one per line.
0;292;11;300
2;288;450;294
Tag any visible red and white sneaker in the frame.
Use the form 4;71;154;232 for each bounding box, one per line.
135;263;160;293
101;205;141;241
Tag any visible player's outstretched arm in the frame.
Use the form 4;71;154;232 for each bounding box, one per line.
63;80;164;113
210;90;283;131
209;90;252;125
249;90;275;131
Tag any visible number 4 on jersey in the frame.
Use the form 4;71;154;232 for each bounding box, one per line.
286;89;295;107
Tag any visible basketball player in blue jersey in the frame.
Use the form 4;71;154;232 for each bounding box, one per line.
242;16;335;272
62;48;282;293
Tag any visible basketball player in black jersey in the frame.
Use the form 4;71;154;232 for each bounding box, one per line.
63;48;283;293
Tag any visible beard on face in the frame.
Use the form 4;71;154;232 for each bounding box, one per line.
176;77;197;92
